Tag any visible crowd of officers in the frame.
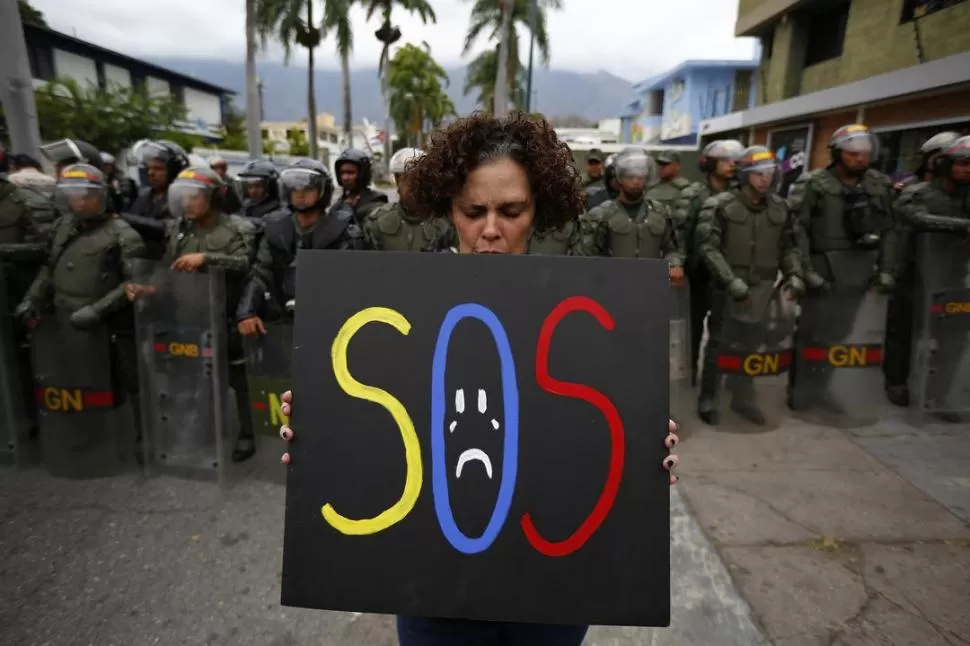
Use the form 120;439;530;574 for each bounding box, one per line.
1;124;968;471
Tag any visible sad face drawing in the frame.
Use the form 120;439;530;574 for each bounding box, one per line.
450;387;501;480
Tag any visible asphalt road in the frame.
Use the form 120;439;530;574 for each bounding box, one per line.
0;437;762;646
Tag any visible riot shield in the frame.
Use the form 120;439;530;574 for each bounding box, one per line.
711;280;796;431
909;233;970;422
243;321;293;436
131;259;232;481
31;314;129;478
0;268;31;466
791;288;889;428
669;280;692;423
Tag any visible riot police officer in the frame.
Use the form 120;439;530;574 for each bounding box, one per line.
893;137;970;419
585;154;619;209
0;145;59;442
695;147;803;425
572;148;684;277
236;159;366;337
363;147;452;252
40;138;103;177
333;148;388;226
162;166;257;461
236;159;284;224
787;124;895;414
16;164;146;448
677;139;744;385
124;140;190;259
883;131;962;405
894;131;961;193
100;152;138;213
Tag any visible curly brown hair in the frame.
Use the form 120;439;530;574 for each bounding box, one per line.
401;112;584;232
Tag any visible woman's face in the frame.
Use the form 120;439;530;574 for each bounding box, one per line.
449;157;534;255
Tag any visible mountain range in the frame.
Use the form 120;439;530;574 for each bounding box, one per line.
148;57;634;124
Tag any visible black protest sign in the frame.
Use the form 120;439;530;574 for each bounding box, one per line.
282;250;671;627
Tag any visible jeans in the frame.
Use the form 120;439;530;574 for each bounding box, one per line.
396;616;589;646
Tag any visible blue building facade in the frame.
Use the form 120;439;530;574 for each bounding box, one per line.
620;59;760;146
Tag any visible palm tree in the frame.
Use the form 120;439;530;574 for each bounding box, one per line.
245;0;263;158
462;0;558;113
255;0;356;157
463;46;525;113
360;0;436;164
387;42;456;146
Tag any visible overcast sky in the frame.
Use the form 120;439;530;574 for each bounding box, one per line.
29;0;757;82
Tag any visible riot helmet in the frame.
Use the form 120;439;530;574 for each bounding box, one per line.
138;140;190;187
603;153;618;191
828;124;879;174
389;147;424;176
699;139;744;175
41;139;103;174
166;166;227;221
936;135;970;185
613;148;658;197
55;164;109;220
236;159;280;205
280;158;334;213
736;146;782;196
921;131;961;177
334;148;372;191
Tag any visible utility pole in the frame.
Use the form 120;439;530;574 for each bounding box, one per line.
376;18;401;177
525;0;537;113
493;0;514;118
0;0;43;159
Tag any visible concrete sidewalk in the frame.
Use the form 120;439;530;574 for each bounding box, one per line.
677;412;970;646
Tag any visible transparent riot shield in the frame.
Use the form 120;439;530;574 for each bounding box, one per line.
791;288;889;428
909;232;970;423
712;280;796;431
0;268;31;466
131;259;231;481
243;321;293;436
31;314;130;478
669;280;692;423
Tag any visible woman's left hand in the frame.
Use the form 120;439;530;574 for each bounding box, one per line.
664;419;680;485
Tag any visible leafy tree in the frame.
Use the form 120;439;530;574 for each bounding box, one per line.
18;0;47;26
387;42;456;147
462;0;560;113
287;128;310;156
34;78;188;155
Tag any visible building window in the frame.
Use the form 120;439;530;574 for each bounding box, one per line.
900;0;969;22
733;70;753;112
803;0;851;66
874;121;970;180
761;29;774;59
648;90;664;116
171;85;185;106
27;44;54;81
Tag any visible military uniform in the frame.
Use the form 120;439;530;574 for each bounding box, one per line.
646;177;691;229
363;202;451;252
0;178;59;436
529;221;580;256
572;198;682;263
695;184;802;424
787;165;895;411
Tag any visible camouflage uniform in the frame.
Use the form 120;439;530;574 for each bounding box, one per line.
572;197;682;263
363;202;453;252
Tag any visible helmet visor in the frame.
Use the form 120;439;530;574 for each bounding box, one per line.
41;139;83;164
138;142;173;166
167;182;213;219
55;184;107;218
839;131;880;157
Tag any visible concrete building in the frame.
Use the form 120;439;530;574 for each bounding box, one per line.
700;0;970;181
259;114;387;166
22;23;234;141
619;59;760;146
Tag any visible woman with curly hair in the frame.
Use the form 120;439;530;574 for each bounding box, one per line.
278;112;680;646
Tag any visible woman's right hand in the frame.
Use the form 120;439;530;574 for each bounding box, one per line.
279;390;294;464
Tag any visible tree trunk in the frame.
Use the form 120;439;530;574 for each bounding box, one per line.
493;0;514;117
244;0;262;158
381;48;392;167
0;0;43;159
306;2;319;159
341;51;352;139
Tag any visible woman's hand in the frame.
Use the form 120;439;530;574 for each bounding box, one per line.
279;390;294;464
664;419;680;486
281;389;680;486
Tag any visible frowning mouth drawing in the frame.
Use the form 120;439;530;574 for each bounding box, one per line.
449;387;500;480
